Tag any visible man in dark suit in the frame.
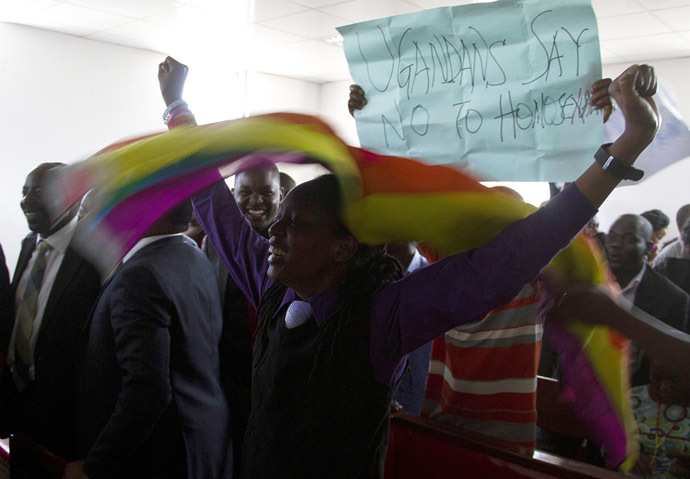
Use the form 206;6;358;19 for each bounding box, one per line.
158;59;284;477
606;214;690;385
0;163;101;460
65;201;232;479
0;244;11;365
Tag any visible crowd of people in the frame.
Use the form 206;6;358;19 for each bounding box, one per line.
0;53;688;479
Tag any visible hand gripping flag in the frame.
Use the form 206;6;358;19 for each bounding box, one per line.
44;113;637;470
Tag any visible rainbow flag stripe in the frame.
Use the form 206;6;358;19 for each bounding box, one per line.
45;112;637;470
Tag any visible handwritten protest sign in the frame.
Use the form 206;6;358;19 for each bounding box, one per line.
338;0;604;181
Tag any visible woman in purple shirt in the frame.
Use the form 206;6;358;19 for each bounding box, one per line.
159;58;658;478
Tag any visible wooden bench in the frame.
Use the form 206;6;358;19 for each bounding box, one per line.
384;411;623;479
384;375;622;478
5;376;617;478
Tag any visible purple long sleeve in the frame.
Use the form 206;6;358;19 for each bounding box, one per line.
193;180;597;387
192;180;274;310
370;183;597;385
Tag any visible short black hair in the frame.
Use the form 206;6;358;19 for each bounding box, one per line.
641;209;670;232
166;200;193;230
234;163;280;187
677;205;690;229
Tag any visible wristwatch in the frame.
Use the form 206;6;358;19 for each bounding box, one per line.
594;143;644;181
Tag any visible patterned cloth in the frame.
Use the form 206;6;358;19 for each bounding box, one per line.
632;385;690;478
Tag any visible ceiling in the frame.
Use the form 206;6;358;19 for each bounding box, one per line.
1;0;690;83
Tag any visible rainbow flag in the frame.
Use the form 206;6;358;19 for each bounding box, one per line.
45;112;637;470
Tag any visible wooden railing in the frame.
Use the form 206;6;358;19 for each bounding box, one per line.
384;376;623;479
384;411;623;479
6;377;621;478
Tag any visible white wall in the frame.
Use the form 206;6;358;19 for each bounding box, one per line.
598;57;690;239
245;71;320;117
0;22;324;275
318;80;359;147
0;22;167;276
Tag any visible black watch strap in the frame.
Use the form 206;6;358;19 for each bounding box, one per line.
594;143;644;181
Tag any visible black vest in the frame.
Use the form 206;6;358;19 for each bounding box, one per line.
242;283;396;478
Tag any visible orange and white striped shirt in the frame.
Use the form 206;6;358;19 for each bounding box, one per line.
422;283;542;453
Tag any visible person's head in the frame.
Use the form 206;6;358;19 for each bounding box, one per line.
649;360;690;405
279;172;296;195
584;216;600;238
232;165;282;235
267;174;404;300
682;222;690;247
21;162;78;237
145;200;193;237
606;214;653;275
640;209;670;244
267;175;358;298
677;205;690;238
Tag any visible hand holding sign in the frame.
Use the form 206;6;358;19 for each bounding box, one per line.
348;84;366;117
590;78;613;123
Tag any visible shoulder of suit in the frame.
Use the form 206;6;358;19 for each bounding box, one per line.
22;232;37;244
646;266;689;300
64;241;100;272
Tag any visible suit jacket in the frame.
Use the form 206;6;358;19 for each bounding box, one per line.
631;264;690;385
206;241;254;479
78;236;232;479
634;264;690;332
655;257;690;297
0;244;11;362
0;232;101;459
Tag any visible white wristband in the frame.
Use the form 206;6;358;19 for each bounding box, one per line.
162;99;187;123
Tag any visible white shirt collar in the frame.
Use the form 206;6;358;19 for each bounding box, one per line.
122;233;183;263
620;263;646;296
406;248;428;275
38;216;78;254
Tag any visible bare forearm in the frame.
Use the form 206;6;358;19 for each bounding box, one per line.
607;302;690;374
552;280;689;379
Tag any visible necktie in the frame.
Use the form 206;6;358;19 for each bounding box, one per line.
13;240;52;390
285;301;313;329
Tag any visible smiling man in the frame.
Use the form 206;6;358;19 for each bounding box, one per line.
232;166;282;237
0;163;101;460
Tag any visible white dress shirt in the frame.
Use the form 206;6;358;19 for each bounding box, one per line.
619;263;647;312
